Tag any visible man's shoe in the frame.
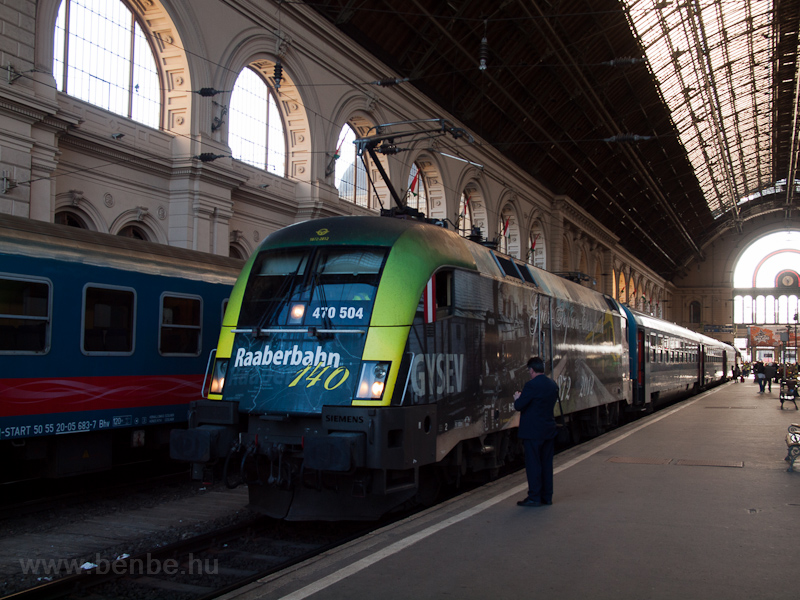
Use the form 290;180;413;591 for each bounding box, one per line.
517;498;542;507
542;500;553;505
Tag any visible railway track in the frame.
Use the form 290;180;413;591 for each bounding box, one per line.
0;464;190;523
2;514;378;600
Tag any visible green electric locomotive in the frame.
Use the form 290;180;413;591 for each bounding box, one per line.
171;215;633;520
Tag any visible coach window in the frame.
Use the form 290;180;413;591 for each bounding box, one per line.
0;275;51;354
83;285;135;354
160;294;202;356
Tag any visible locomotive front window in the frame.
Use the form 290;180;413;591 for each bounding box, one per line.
239;247;385;328
239;249;310;326
305;248;386;326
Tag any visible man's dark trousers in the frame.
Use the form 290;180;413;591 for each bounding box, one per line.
523;437;554;503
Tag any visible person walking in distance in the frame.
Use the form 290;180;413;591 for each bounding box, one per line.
513;356;559;507
764;361;777;392
755;361;766;393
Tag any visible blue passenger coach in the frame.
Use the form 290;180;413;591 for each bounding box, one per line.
621;305;736;410
0;213;241;478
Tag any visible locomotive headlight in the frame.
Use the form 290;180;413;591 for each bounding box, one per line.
356;361;390;400
289;303;306;324
209;359;229;395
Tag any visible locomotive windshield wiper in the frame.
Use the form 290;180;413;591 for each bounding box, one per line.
311;271;334;338
252;263;303;337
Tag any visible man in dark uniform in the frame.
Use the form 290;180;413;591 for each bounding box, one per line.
513;356;559;507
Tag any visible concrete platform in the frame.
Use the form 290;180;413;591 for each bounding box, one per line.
220;380;799;600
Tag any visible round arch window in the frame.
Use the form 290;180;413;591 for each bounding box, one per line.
118;225;148;241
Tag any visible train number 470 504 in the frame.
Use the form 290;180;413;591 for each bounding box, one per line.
312;306;364;320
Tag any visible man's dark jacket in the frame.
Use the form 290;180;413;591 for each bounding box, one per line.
514;374;559;440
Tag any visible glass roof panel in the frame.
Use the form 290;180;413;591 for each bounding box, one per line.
623;0;773;218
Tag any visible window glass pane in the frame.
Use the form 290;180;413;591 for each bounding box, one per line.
335;125;370;207
239;247;386;328
0;278;50;352
495;255;521;279
84;287;134;353
458;191;473;237
267;93;285;175
131;20;160;128
624;0;772;216
406;163;427;215
336;126;356;200
230;68;268;170
309;249;385;310
229;67;286;175
160;295;201;355
240;249;310;326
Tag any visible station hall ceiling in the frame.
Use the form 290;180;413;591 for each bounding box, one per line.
305;0;800;280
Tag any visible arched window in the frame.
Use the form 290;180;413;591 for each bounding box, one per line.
335;125;371;207
118;224;148;240
55;211;88;229
457;190;473;237
497;207;517;255
229;67;286;175
689;300;701;324
528;222;545;269
54;0;160;129
561;236;571;271
406;163;428;215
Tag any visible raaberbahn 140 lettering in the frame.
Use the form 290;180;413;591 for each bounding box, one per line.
233;344;341;368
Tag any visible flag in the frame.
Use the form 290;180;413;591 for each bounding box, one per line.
531;233;539;251
423;276;436;323
333;139;344;160
409;171;419;197
460;193;470;218
502;217;510;236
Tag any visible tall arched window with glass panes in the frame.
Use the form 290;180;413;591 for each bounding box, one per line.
335;125;373;208
458;190;473;237
406;163;428;215
229;67;286;175
54;0;160;129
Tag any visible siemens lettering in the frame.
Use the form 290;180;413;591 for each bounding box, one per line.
233;345;341;368
410;353;465;397
325;415;364;424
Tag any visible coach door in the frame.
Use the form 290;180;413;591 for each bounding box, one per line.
697;343;705;388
